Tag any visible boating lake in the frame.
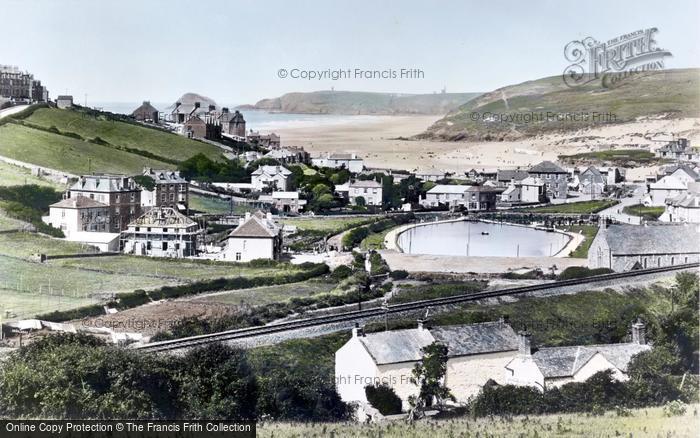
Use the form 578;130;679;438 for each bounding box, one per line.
396;220;570;257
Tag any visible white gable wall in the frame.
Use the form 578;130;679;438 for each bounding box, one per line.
335;337;380;405
223;237;274;261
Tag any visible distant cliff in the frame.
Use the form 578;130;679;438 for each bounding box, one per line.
238;90;482;115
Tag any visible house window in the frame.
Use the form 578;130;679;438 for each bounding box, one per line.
685;257;689;263
147;241;151;250
163;228;168;233
162;242;168;251
671;257;674;265
657;257;661;266
169;194;175;201
235;252;242;261
135;227;140;232
61;211;65;217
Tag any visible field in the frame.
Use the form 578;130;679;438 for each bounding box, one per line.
0;231;96;258
0;213;26;231
559;148;659;165
0;123;173;174
0;287;98;321
188;194;257;215
521;199;617;214
0;160;64;188
258;405;699;437
50;255;303;282
193;279;339;307
623;204;665;220
24;107;224;162
281;216;373;232
564;225;599;258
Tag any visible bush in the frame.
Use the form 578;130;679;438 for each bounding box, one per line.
663;400;687;417
390;270;409;280
115;290;150;310
558;266;614;280
331;265;353;281
365;384;403;415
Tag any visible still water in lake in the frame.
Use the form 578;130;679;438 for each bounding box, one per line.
397;221;570;257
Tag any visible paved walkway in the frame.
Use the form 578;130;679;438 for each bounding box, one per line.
0;104;29;119
597;184;646;225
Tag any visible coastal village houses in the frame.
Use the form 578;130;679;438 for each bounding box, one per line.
43;196;118;251
645;165;699;206
312;153;364;173
528;161;568;200
660;182;700;223
504;322;650;390
121;207;201;258
140;168;189;212
259;191;307;214
422;184;502;210
56;95;73;109
131;101;159;123
67;174;141;233
500;176;546;205
251;165;292;191
336;180;384;206
219;108;246;137
587;223;700;271
247;130;281;149
222;212;283;262
336;320;652;411
655;138;700;163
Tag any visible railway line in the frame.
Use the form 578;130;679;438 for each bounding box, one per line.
134;263;698;353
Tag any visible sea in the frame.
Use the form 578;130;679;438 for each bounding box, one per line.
91;101;387;131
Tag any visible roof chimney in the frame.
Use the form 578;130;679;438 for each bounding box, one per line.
518;329;532;356
222;107;229;113
245;212;251;221
417;319;425;331
208;104;215;112
352;323;364;337
631;319;646;345
194;102;200;109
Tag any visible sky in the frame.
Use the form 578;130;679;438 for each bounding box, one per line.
1;0;699;105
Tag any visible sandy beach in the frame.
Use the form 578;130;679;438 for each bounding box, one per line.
272;114;700;180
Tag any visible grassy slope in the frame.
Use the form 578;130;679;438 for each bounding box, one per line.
421;68;700;140
564;224;599;258
0;160;64;188
196;279;339;307
0;123;172;174
559;149;660;165
258;405;699;437
0;232;97;258
25;108;223;162
521;199;617;214
623;204;665;220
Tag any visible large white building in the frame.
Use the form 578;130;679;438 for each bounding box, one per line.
222;212;282;262
336;180;383;206
335;321;520;409
587;223;700;271
43;195;119;251
121;207;201;258
251;165;292;192
312;153;364;173
505;322;650;390
660;183;700;223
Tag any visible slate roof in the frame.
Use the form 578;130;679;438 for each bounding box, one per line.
251;165;291;177
528;161;567;174
531;343;650;378
143;168;187;184
520;176;544;186
580;166;605;184
131;101;158;116
427;184;469;194
328;153;361;160
51;196;108;209
600;224;700;254
358;328;434;364
70;175;136;193
357;322;519;365
497;169;529;182
430;322;519;356
228;215;279;238
667;192;700;208
350;179;382;188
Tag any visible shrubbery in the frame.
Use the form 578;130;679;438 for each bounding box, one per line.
557;266;614;280
342;213;414;249
365;384;403;415
331;265;353;280
390;270;409;280
0;185;64;237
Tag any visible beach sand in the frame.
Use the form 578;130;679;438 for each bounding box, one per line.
273;115;700;180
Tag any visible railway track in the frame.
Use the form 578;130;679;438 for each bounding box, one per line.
135;263;698;353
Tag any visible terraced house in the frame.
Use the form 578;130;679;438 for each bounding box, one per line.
68;174;141;232
140;168;189;212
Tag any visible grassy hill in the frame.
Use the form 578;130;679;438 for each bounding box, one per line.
419;68;700;141
242;90;481;115
0;106;224;175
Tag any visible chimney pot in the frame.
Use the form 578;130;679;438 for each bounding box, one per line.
518;330;532;356
631;319;646;345
417;319;425;330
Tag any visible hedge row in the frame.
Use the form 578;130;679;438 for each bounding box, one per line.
38;262;330;322
341;213;414;249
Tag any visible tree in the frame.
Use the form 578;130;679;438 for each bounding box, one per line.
175;343;258;420
365;384;402;415
408;342;455;418
133;175;156;191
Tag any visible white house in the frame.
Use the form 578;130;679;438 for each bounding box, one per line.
587;223;700;271
336;180;383;206
500;177;545;204
415;170;446;182
251;165;292;192
121;207;201;258
222;212;282;262
422;185;469;208
312;153;364;173
646;165;699;206
505;322;650;390
56;95;73;109
44;195;110;237
335;321;520;410
659;182;700;223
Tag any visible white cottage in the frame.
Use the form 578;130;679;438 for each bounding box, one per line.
335;321;520;409
222;212;282;262
505;322;650;390
251;165;292;192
